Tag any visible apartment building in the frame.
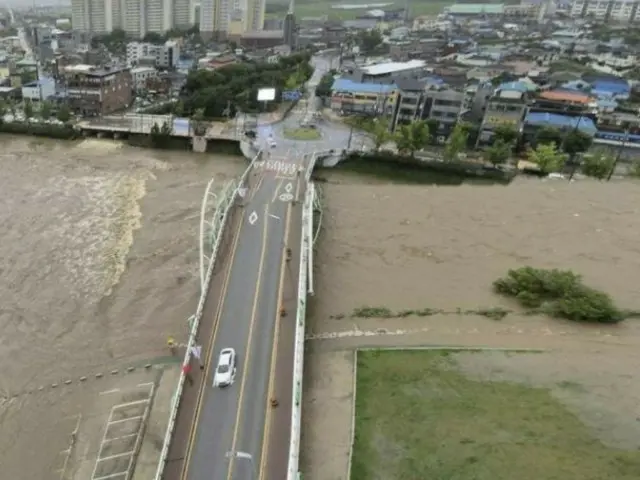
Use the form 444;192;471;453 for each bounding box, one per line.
71;0;192;36
477;81;531;145
131;66;158;91
62;64;132;116
126;41;180;68
391;78;464;137
569;0;640;22
199;0;265;38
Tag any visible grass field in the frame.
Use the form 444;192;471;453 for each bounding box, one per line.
351;350;640;480
284;127;322;140
266;0;456;19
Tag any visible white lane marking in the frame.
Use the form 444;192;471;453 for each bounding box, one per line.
269;214;281;220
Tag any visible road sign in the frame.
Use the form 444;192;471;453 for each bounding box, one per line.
283;90;301;101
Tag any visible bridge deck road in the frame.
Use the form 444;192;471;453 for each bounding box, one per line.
175;160;304;480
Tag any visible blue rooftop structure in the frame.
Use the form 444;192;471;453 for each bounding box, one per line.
331;78;396;94
524;112;597;135
497;81;536;93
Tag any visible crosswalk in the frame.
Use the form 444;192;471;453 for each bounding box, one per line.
254;158;301;177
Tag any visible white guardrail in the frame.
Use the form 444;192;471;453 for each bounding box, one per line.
153;149;263;480
286;179;315;480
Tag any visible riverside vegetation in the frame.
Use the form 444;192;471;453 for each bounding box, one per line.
330;267;633;324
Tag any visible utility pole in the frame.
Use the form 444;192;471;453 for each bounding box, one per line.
607;129;629;181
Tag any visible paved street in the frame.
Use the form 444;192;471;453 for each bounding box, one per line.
165;53;350;480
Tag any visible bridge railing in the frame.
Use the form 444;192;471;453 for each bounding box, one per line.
153;149;263;480
286;179;315;480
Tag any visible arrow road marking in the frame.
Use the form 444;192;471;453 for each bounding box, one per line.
249;211;259;225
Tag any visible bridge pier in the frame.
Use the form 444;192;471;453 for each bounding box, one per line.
192;136;207;153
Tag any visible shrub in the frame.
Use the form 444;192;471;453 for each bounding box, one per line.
493;267;624;324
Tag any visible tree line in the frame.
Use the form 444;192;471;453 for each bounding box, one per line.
0;98;72;124
171;52;314;119
353;116;622;180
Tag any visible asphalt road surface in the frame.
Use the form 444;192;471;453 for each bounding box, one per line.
180;54;348;480
182;156;304;480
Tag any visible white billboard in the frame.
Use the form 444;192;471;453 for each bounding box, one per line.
257;87;276;102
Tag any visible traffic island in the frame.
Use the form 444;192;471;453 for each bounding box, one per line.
283;127;322;141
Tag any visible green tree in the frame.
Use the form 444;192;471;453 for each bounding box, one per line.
8;100;16;118
443;123;468;162
39;101;52;120
23;100;34;123
493;124;519;145
356;29;382;54
56;104;72;123
581;150;615;180
367;117;392;151
315;72;335;98
394;120;432;157
425;119;439;139
0;99;6;122
143;32;165;44
190;108;208;136
483;139;511;166
173;100;185;117
563;130;593;155
527;143;566;173
535;126;562;147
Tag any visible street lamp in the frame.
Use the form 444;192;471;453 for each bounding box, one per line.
226;450;256;480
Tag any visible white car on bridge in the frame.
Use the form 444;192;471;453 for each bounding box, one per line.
213;348;237;388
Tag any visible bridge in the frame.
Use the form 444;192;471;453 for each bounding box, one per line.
149;55;356;480
77;114;241;141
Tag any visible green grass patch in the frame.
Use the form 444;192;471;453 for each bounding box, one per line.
352;350;640;480
283;127;322;140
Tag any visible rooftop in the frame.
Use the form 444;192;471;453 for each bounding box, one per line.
538;90;594;105
361;60;426;76
332;77;397;94
63;64;130;77
524;112;597;134
446;3;504;14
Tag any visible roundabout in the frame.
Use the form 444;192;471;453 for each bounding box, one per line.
283;127;322;141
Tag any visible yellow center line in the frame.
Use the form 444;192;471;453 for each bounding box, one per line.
226;202;271;480
247;172;266;205
271;177;285;203
180;206;247;480
258;200;293;479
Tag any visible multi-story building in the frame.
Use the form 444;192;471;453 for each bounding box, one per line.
61;64;132;116
131;66;158;91
126;41;180;68
569;0;640;22
71;0;192;37
330;78;398;117
199;0;265;38
391;78;464;137
477;81;531;145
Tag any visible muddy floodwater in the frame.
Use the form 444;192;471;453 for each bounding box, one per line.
0;136;245;393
